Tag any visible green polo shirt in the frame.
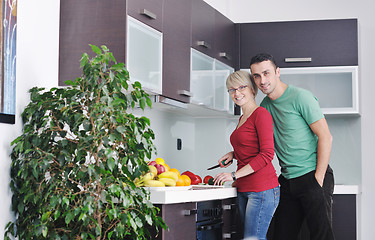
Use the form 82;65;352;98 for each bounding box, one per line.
261;85;324;179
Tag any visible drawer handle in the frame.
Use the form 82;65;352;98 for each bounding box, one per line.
219;52;232;61
140;9;157;20
178;90;193;97
183;209;197;216
197;40;211;49
284;57;312;63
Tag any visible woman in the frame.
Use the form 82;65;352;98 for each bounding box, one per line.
214;70;280;240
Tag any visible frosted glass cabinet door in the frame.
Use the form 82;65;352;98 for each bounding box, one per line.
254;66;359;115
127;16;162;94
215;60;234;112
190;49;215;108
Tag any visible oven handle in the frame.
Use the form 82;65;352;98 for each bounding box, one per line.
197;221;223;231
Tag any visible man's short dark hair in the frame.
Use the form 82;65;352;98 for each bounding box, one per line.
250;53;278;69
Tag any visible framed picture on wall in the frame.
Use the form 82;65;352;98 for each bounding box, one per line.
0;0;17;124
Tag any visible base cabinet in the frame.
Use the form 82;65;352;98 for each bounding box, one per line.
152;202;197;240
267;194;357;240
152;198;241;240
222;198;241;240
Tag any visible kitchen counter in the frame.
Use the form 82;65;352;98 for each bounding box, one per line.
148;185;359;204
148;186;237;204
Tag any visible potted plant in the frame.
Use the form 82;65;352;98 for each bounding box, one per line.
5;45;166;239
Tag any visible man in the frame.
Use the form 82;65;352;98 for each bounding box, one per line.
250;53;335;240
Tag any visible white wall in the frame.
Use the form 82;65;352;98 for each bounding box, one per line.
0;0;60;237
204;0;374;239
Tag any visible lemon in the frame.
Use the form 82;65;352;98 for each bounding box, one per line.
164;163;170;171
155;157;165;165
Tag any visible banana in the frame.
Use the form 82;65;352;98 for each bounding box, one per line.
141;172;155;182
143;180;165;187
158;171;178;182
159;178;177;187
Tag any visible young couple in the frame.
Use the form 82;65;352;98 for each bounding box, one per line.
213;53;335;240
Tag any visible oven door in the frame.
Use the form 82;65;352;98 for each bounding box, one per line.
196;220;223;240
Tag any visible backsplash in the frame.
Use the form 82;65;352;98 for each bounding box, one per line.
131;107;361;185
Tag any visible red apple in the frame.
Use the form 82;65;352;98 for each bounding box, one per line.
148;161;157;166
155;164;165;175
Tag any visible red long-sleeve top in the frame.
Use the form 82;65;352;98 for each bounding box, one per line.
230;107;279;192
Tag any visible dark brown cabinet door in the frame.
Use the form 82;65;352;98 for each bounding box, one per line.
222;198;241;240
239;19;358;69
214;10;237;69
162;0;192;103
153;202;197;240
59;0;126;86
191;0;238;68
269;194;357;240
191;0;215;57
127;0;163;31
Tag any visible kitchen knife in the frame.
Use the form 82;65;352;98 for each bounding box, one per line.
207;160;233;170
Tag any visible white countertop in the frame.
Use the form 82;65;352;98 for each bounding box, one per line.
148;185;359;204
333;185;360;194
148;186;237;204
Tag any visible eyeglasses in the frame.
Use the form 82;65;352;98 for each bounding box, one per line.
227;85;248;94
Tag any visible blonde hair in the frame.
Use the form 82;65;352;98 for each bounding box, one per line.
226;70;258;96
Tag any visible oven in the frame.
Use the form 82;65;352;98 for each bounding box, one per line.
196;200;223;240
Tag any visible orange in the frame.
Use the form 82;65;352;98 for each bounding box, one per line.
176;176;185;186
169;168;180;176
180;175;191;186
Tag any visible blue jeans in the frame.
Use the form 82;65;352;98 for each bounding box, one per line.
237;187;280;240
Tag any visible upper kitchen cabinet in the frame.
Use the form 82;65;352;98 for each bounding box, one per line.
162;0;192;103
59;0;126;86
254;66;359;115
191;0;238;69
239;19;358;68
191;0;215;57
190;49;234;114
214;10;237;69
127;0;163;32
126;16;162;95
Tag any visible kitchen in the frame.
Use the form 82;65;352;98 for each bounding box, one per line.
0;0;373;239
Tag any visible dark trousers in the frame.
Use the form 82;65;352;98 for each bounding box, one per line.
268;166;335;240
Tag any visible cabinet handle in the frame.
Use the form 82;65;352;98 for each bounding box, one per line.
219;52;232;61
223;232;237;239
183;209;197;216
223;203;236;210
178;90;193;97
197;40;211;49
140;9;157;20
284;57;312;63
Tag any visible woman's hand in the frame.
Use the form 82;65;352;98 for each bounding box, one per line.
213;172;233;186
218;152;234;168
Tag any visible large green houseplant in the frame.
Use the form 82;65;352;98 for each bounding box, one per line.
5;45;166;239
